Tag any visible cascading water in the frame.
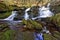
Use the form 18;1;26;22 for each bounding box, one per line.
24;8;43;40
3;10;22;30
1;3;54;40
24;8;30;20
38;3;54;18
32;3;54;20
38;3;53;34
4;11;17;21
4;10;22;23
34;3;54;40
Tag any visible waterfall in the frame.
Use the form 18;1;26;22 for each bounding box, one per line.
24;8;30;20
33;3;53;40
38;6;54;18
4;11;17;21
3;10;22;30
1;3;53;39
4;10;22;22
32;3;54;20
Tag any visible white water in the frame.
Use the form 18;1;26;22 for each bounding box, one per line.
2;3;52;39
32;3;54;20
42;26;50;34
4;11;22;22
4;11;17;21
38;3;53;34
38;3;54;18
24;8;30;20
3;11;22;30
33;3;53;40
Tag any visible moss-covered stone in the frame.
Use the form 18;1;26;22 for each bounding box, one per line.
22;19;42;31
50;13;60;27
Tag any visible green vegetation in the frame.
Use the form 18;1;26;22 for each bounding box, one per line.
0;2;17;19
22;19;42;30
0;1;60;40
0;30;15;40
0;11;11;19
0;23;16;40
0;2;8;11
50;13;60;27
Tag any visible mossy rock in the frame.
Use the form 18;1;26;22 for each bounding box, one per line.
22;20;42;28
50;13;60;27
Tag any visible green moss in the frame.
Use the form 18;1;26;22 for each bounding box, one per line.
22;20;42;30
50;13;60;27
44;34;58;40
0;11;11;19
0;2;9;11
0;30;16;40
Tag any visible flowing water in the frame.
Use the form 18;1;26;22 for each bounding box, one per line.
38;6;54;18
23;4;53;40
24;8;30;20
33;3;54;40
4;11;22;23
4;11;17;21
0;3;54;40
32;3;54;20
3;11;22;30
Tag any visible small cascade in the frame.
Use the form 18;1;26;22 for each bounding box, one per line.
33;3;53;40
4;10;22;23
24;8;30;20
38;6;54;18
4;11;17;21
24;12;29;20
3;10;22;30
32;3;54;20
42;26;50;34
0;3;55;40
